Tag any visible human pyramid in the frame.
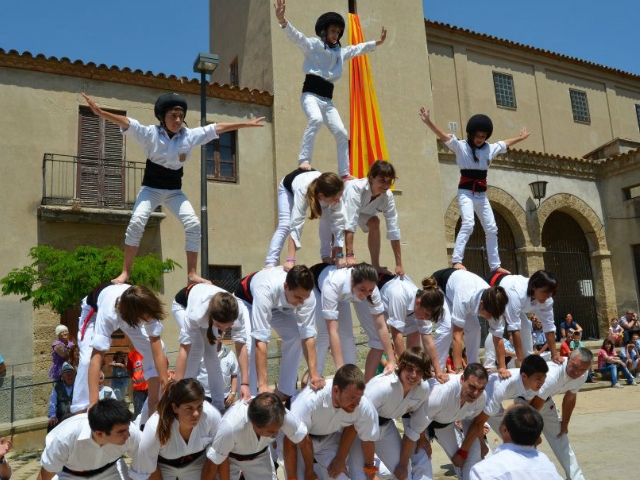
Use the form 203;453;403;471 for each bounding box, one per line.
41;2;586;480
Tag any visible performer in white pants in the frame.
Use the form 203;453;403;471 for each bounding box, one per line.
172;283;251;411
265;168;345;269
453;355;549;471
348;348;433;480
486;270;561;365
379;274;449;382
71;283;166;415
284;365;379;480
313;263;396;380
235;266;323;400
40;399;140;480
529;349;592;480
203;393;307;480
274;2;386;179
430;268;509;379
130;379;221;480
426;364;489;480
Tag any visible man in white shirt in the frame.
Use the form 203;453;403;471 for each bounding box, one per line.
426;363;489;480
453;354;549;470
469;403;562;480
40;399;140;480
529;348;592;480
203;392;307;480
284;364;380;480
236;266;323;400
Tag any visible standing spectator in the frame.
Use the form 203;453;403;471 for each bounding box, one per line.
620;309;640;344
609;318;623;347
109;351;128;402
619;338;639;377
67;345;80;369
49;325;74;380
128;348;148;417
0;352;5;389
0;437;12;480
559;314;582;342
48;363;76;432
469;404;562;480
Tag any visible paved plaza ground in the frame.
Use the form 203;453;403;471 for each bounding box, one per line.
4;379;639;480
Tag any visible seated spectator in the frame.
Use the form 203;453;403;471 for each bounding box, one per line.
0;437;11;480
49;325;74;380
609;318;623;347
569;330;584;350
446;346;467;373
620;310;640;344
619;339;639;376
48;362;76;432
559;313;582;342
484;332;517;370
559;333;573;358
98;372;117;400
597;339;636;388
217;341;240;408
109;351;129;402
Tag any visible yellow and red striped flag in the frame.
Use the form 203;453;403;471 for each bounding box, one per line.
349;13;388;178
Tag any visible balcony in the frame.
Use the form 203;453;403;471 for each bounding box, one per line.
39;153;164;225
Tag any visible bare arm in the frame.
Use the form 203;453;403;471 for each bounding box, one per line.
88;349;106;408
234;341;251;401
328;426;358;478
81;93;130;130
201;458;220;480
503;127;530;148
375;27;387;46
559;392;577;437
327;320;345;370
255;340;272;393
390;239;404;276
452;326;465;371
53;343;70;359
419;107;452;142
394;435;416;480
284;237;297;272
40;467;55;480
345;231;357;267
215;118;265;134
492;336;511;379
546;331;562;364
422;333;448;383
373;313;397;374
453;412;489;467
173;343;191;381
302;337;325;391
149;336;169;393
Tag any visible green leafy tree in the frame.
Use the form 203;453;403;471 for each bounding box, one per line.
0;245;179;315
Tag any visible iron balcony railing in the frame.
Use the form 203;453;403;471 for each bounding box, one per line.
42;153;147;210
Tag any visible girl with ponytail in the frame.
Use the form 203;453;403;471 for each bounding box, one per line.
131;379;223;480
265;168;345;271
378;274;449;383
172;284;251;412
313;262;396;381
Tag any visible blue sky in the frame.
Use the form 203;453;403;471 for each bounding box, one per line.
0;1;638;80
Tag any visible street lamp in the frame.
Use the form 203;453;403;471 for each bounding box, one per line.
529;180;548;212
193;52;219;280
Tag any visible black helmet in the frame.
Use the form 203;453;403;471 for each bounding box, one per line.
154;93;188;123
315;12;345;41
466;114;493;140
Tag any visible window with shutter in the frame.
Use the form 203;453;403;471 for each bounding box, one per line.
77;107;126;208
205;131;237;183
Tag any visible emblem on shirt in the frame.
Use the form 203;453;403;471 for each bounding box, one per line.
179;153;187;163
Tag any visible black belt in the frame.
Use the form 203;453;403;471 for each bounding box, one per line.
427;420;452;440
377;273;396;291
310;262;332;292
309;433;329;440
62;459;120;477
379;416;392;426
228;446;268;462
234;272;256;305
302;74;334;99
432;268;455;293
142;159;184;190
157;450;205;468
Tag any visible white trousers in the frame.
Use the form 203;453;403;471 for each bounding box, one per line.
538;397;585;480
315;299;383;376
452;189;500;271
55;457;129;480
299;93;350;177
158;453;206;480
348;420;433;480
295;433;349;480
126;186;200;251
431;419;485;480
245;301;304;397
507;313;534;356
433;298;482;366
229;448;277;480
71;302;157;413
264;181;334;267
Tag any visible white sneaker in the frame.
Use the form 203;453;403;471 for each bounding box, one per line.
613;383;624;388
628;381;638;386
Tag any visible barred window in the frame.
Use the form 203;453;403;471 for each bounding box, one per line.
569;89;590;124
206;131;237;183
209;265;242;293
492;72;516;108
230;57;239;87
636;104;640;132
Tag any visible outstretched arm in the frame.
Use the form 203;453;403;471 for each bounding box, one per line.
215;118;265;134
419;107;452;142
274;0;287;26
81;93;130;130
503;127;530;147
376;27;387;46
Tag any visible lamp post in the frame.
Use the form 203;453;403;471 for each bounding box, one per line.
529;180;548;212
193;53;219;280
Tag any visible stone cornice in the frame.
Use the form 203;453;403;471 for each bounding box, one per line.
0;48;274;107
437;140;640;180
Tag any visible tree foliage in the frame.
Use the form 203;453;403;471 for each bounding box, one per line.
0;245;179;315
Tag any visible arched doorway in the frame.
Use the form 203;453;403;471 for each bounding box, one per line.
454;210;519;277
542;211;598;339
